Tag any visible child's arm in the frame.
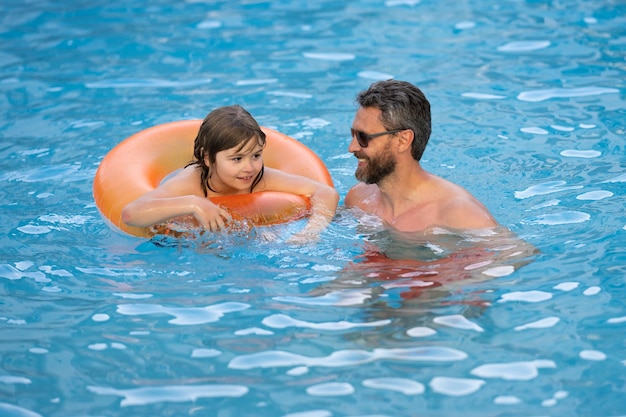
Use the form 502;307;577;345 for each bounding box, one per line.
121;168;231;231
262;168;339;242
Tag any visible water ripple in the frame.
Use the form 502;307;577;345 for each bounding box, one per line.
358;70;394;80
273;289;372;306
0;264;48;282
498;40;551;52
406;327;437;338
560;149;602;158
515;181;583;199
433;314;484;332
116;301;250;325
85;78;213;88
283;410;332;417
302;52;355;61
607;316;626;324
306;382;355;396
462;92;506;100
87;384;248;406
554;282;579;291
497;290;552;303
579;350;606;361
602;173;626;183
1;164;82;183
517;86;618;102
228;346;467;370
362;377;425;395
0;403;42;417
576;190;613;200
471;359;556;380
514;317;560;331
429;377;485;396
262;313;390;330
191;348;221;358
522;211;591;225
0;376;31;384
494;395;522;405
520;126;549;135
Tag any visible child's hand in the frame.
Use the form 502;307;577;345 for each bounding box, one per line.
286;229;320;245
192;197;232;232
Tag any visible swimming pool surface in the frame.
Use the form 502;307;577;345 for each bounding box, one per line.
1;1;625;416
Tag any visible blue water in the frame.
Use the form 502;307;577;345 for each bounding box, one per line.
1;0;625;416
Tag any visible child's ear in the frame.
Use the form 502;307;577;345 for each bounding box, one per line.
200;147;210;166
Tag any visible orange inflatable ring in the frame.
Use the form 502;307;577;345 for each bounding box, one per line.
93;119;334;237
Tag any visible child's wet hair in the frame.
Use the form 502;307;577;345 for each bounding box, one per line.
190;105;266;196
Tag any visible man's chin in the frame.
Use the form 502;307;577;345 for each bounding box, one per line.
355;172;375;184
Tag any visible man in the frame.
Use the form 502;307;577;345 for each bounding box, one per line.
345;79;498;232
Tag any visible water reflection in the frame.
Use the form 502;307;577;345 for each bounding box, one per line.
307;210;538;316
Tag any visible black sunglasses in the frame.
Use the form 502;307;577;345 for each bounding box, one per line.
350;128;404;148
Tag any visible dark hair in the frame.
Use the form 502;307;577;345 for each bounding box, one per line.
356;79;431;161
189;105;266;196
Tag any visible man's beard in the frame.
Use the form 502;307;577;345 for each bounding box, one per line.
355;146;396;184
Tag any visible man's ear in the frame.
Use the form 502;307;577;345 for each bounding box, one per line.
396;129;414;154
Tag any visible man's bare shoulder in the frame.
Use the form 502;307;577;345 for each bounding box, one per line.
439;193;498;229
345;183;380;208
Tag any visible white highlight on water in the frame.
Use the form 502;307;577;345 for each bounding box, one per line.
433;315;484;332
498;41;551;52
576;190;613;200
579;350;607;361
362;377;425;395
498;290;552;303
471;359;556;380
229;346;467;370
306;382;355;397
262;313;390;331
514;317;560;331
560;149;602;158
87;384;248;406
429;377;485;396
517;87;618;102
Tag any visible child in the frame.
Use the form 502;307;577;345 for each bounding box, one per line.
121;105;339;242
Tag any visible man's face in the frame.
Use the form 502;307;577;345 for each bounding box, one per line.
354;141;396;184
350;107;397;184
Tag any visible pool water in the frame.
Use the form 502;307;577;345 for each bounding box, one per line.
1;0;625;416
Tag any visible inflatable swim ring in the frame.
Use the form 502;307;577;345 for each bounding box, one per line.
93;120;334;237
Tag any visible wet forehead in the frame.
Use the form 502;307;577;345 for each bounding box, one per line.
353;106;385;132
223;136;264;156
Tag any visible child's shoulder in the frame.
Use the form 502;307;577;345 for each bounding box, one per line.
159;165;203;194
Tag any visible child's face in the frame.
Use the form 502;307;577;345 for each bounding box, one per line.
207;137;264;193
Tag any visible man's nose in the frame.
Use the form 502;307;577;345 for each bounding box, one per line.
348;135;360;153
